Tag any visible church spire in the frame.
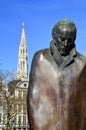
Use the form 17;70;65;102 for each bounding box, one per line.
20;22;27;47
15;23;28;80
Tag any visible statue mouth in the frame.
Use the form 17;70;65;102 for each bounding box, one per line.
59;48;69;56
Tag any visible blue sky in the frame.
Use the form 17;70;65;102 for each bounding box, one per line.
0;0;86;73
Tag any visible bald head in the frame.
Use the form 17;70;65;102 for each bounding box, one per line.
52;19;77;56
52;19;77;41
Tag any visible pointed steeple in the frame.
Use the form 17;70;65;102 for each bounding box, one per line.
20;22;27;47
15;23;28;80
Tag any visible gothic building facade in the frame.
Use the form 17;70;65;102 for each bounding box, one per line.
13;23;29;129
0;23;29;130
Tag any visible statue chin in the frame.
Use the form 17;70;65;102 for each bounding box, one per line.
59;51;69;56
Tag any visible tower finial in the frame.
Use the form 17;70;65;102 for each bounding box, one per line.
22;22;24;28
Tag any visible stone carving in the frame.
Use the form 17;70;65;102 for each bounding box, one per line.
27;19;86;130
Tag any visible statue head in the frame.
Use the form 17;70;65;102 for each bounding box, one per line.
52;19;77;56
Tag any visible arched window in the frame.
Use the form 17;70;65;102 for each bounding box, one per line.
23;61;25;69
20;61;22;69
23;49;24;54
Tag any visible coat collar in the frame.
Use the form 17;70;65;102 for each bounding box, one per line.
50;40;77;69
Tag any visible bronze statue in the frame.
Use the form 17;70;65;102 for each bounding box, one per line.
27;19;86;130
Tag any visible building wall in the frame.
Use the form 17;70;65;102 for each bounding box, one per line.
13;80;29;129
0;80;29;130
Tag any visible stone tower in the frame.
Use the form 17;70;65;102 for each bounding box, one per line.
15;23;28;80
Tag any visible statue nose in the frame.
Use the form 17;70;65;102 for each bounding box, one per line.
64;39;68;46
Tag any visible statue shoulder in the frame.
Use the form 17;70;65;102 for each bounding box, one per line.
30;48;49;68
77;52;86;64
76;52;86;73
32;48;49;61
29;48;50;78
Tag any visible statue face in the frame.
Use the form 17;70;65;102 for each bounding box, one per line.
56;25;75;56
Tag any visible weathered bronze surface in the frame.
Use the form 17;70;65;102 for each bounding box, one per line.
27;19;86;130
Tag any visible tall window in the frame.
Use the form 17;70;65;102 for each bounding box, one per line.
3;114;5;124
13;118;16;125
19;90;22;98
23;90;26;100
20;61;22;69
23;49;24;54
23;61;25;69
18;104;22;112
18;116;21;124
23;115;26;124
23;106;26;114
21;50;22;54
0;113;2;123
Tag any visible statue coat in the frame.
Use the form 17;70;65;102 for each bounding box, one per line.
27;49;86;130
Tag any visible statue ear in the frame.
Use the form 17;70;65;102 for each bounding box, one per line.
50;40;57;56
50;40;54;55
54;41;56;46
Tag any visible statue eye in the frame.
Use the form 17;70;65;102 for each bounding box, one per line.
58;37;65;41
61;38;65;41
68;38;72;42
